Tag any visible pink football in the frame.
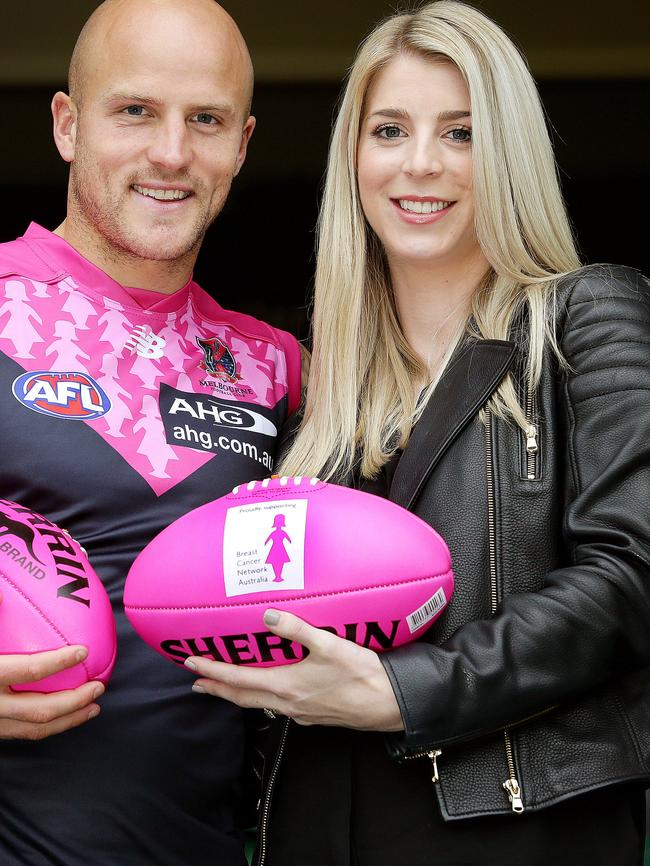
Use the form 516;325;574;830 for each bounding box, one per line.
0;499;117;692
124;477;454;668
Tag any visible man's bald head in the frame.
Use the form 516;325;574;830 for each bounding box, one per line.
52;0;257;285
68;0;254;116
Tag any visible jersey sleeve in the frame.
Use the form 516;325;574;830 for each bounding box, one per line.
273;327;303;417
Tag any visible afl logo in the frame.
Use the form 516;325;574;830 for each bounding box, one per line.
12;372;112;420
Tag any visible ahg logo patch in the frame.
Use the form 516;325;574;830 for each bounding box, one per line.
166;394;278;436
12;371;112;420
159;384;279;467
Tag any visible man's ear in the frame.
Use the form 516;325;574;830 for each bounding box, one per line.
52;92;78;163
233;115;256;178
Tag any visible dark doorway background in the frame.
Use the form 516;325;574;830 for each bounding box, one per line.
0;1;648;342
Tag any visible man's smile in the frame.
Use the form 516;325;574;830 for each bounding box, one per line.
132;184;192;201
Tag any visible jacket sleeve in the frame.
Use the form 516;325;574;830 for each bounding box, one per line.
380;265;650;753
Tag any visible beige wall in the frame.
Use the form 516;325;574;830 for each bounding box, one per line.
1;0;648;85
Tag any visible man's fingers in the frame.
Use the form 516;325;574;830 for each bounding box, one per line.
0;678;104;740
0;679;104;724
0;646;89;687
0;701;102;741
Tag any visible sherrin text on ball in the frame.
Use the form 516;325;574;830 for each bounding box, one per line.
0;499;116;691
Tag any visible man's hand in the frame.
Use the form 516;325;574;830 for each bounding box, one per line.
186;609;404;732
0;592;104;740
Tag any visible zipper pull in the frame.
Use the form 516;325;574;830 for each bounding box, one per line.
502;778;525;813
525;424;538;454
427;749;442;783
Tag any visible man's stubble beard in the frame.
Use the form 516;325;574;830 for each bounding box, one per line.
69;146;226;266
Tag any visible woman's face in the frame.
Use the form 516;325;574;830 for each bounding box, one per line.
357;53;480;272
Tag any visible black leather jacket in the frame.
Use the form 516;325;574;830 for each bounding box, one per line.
255;265;650;860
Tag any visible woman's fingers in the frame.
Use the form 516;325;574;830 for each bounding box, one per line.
184;609;403;729
192;676;284;713
261;608;345;657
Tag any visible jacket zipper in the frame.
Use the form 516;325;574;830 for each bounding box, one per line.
524;386;539;481
503;736;525;812
404;747;442;782
485;409;526;813
257;717;290;866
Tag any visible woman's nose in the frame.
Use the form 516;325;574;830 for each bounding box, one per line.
401;137;443;178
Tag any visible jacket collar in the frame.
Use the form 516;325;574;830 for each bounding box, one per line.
390;338;517;510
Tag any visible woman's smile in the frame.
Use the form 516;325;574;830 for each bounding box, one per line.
391;196;455;223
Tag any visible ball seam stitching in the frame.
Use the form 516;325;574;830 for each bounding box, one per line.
124;569;453;611
0;570;91;680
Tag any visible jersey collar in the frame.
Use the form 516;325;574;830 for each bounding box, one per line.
22;223;198;315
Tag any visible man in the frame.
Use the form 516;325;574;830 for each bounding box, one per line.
0;1;301;863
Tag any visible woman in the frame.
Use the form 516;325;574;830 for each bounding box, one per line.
186;2;650;863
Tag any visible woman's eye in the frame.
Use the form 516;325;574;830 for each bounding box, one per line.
124;105;145;117
375;124;404;140
447;127;472;142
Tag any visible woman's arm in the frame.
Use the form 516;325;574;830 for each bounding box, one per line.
187;267;650;742
381;265;650;750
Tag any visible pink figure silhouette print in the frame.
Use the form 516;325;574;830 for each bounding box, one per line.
265;514;292;582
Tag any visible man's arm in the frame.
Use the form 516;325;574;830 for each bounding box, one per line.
0;596;104;740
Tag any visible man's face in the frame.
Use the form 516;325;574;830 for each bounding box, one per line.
64;5;254;266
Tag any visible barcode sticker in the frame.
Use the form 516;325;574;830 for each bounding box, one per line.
406;587;448;633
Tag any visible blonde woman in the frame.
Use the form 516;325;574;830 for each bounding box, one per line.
187;3;650;863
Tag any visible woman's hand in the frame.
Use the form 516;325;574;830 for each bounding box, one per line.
185;609;404;732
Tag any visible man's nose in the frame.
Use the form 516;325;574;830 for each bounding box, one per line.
146;117;192;172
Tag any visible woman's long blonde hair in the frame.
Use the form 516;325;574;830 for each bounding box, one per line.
281;0;580;480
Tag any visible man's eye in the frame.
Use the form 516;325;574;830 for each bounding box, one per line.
194;113;218;125
375;124;403;140
124;105;146;117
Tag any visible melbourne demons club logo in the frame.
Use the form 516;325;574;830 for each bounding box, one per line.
12;371;112;420
197;337;239;383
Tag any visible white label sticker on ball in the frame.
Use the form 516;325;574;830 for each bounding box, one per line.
222;499;308;597
406;587;447;633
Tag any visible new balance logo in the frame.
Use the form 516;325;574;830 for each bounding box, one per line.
125;325;166;359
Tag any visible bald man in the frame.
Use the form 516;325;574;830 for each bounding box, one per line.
0;1;301;863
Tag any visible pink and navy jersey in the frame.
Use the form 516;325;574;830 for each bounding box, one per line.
0;224;301;866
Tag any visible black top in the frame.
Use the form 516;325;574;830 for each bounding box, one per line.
355;451;402;499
